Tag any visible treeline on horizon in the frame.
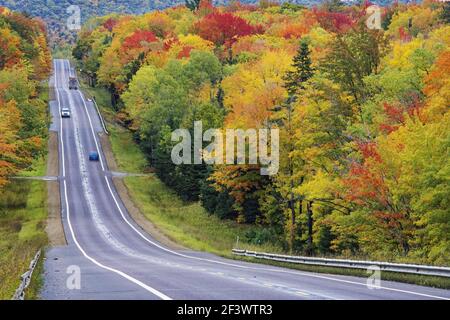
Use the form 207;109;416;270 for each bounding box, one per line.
0;7;51;187
0;1;412;48
73;0;448;265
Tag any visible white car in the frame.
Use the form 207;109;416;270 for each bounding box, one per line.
61;108;71;118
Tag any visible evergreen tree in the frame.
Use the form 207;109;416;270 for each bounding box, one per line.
216;85;225;109
283;40;314;98
322;0;344;13
185;0;201;11
441;2;450;24
277;39;314;252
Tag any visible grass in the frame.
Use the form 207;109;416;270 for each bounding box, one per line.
0;81;50;300
18;156;47;178
76;68;116;122
109;125;147;173
125;176;280;256
0;179;48;299
83;85;113;117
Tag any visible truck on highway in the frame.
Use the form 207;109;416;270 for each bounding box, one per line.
69;77;78;90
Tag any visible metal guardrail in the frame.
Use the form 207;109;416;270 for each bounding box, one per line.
232;249;450;278
91;96;109;135
12;250;41;300
72;63;109;135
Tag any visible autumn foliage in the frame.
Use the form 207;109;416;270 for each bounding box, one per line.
103;17;117;32
313;8;357;33
73;1;450;264
0;10;50;187
195;12;262;48
123;30;158;50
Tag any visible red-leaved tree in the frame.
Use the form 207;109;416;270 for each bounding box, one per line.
103;18;117;32
195;12;262;60
122;30;158;50
313;7;357;33
342;141;412;255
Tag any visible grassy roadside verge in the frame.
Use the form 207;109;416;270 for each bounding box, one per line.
0;81;51;300
0;160;48;299
124;176;281;256
82;81;450;289
77;74;116;123
108;123;280;256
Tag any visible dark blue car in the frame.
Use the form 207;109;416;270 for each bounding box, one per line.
89;152;99;161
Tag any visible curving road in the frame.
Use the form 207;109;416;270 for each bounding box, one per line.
41;59;450;300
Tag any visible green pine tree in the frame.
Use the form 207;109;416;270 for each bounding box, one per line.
283;40;314;98
185;0;201;11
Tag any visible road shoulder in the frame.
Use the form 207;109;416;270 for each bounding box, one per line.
99;133;185;251
45;130;66;246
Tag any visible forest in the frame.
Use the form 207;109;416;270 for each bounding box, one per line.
0;8;51;297
0;1;410;47
71;0;450;265
0;6;51;187
0;0;195;47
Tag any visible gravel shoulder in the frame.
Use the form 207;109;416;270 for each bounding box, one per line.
45;131;66;246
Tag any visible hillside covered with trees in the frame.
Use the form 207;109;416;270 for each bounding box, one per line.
0;6;51;187
73;0;449;265
0;0;293;46
0;1;409;47
0;0;191;46
0;7;51;298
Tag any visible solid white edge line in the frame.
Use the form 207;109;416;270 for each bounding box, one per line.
54;60;66;177
74;60;450;301
55;59;172;300
63;181;171;300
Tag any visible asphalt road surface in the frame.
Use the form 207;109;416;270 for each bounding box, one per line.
41;59;450;300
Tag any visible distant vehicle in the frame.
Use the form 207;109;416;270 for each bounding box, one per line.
89;152;100;161
69;77;78;90
61;107;71;118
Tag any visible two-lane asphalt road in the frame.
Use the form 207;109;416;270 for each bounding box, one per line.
41;59;450;300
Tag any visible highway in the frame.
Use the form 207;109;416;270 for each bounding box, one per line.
41;59;450;300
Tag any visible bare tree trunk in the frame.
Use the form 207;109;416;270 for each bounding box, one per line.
288;194;296;254
306;201;314;256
